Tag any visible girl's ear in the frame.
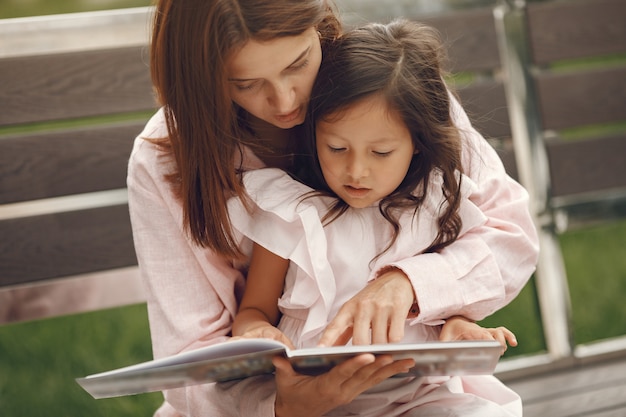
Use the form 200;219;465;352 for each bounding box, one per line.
413;148;420;155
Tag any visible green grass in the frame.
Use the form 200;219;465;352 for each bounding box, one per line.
0;304;162;416
561;219;626;344
0;0;151;19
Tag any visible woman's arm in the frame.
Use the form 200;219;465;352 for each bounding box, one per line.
128;114;279;416
319;97;539;346
398;96;540;322
232;243;294;347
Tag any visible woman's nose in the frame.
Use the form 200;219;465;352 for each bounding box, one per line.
268;80;296;113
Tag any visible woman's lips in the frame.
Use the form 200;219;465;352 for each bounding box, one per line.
275;107;301;123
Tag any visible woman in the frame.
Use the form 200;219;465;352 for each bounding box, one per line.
127;1;539;415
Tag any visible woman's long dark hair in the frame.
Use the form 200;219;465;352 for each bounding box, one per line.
150;0;341;258
300;19;464;254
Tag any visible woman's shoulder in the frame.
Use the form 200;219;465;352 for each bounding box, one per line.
127;109;179;197
129;109;174;171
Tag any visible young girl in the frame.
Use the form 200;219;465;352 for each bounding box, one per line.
229;20;522;416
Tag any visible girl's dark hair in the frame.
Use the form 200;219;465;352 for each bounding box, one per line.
301;19;464;254
150;0;341;258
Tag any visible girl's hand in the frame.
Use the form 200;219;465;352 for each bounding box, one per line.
232;324;295;350
439;315;518;355
273;353;415;417
318;268;415;346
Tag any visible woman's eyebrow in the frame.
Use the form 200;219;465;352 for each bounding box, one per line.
285;45;311;69
228;46;311;82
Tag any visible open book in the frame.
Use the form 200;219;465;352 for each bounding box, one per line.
77;338;502;399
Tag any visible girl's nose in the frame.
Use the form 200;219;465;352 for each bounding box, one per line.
347;155;369;180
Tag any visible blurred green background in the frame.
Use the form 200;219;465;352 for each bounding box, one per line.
1;0;625;415
0;0;151;18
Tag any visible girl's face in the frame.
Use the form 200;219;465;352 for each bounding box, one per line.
227;28;322;129
316;95;416;209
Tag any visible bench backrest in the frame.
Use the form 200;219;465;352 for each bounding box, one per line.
528;0;626;213
0;5;511;306
0;9;154;303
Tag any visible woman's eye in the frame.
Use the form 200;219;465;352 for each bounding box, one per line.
328;146;345;153
235;83;257;91
373;150;393;157
290;59;310;71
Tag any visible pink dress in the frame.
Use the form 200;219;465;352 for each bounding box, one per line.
127;98;539;416
226;167;523;416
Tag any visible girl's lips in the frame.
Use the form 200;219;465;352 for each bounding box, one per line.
275;107;301;123
344;185;370;198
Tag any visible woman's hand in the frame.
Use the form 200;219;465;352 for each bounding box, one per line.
273;353;415;417
439;315;518;355
318;268;415;346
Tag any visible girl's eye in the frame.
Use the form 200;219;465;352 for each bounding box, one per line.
373;150;393;157
328;146;345;153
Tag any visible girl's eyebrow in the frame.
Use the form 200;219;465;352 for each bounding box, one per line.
228;46;311;82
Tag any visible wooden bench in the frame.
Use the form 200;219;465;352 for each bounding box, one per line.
0;8;154;322
493;0;626;369
0;1;624;374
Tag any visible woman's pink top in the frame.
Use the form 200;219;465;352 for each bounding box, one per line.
127;99;539;416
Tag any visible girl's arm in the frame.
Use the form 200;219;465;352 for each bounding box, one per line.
232;243;294;348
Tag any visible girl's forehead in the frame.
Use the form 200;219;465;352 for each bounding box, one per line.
322;95;397;123
228;28;318;79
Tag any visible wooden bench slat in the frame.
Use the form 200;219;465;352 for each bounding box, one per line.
522;383;626;417
495;147;518;181
0;46;154;126
535;66;626;131
0;122;143;204
546;135;626;198
457;80;510;140
527;0;626;65
0;205;136;287
419;8;501;73
508;356;626;403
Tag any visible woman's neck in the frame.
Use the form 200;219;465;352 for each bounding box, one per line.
247;116;295;171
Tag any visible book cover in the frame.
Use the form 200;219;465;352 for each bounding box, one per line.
77;339;502;399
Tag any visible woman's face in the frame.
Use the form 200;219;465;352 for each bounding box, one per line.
316;95;416;209
227;27;322;129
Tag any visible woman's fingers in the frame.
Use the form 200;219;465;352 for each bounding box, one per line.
272;353;415;417
317;311;353;347
320;270;414;346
